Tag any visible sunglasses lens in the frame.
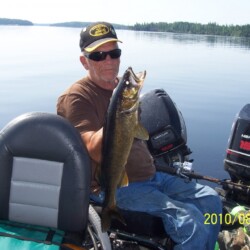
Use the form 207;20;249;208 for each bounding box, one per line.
109;49;122;59
86;49;121;61
89;52;105;61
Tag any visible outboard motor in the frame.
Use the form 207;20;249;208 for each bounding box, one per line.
224;104;250;183
140;89;191;167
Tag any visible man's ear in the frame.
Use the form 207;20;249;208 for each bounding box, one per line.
80;55;89;70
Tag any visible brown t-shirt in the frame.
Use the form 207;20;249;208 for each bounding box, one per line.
57;77;156;192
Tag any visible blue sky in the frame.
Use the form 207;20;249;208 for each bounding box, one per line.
1;0;250;25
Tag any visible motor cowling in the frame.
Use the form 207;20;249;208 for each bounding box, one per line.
224;104;250;183
139;89;189;159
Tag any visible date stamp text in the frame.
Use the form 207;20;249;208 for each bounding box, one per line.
204;212;250;225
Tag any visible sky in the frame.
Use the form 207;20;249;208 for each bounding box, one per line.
1;0;250;26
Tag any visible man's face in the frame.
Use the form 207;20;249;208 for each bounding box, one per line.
81;42;121;90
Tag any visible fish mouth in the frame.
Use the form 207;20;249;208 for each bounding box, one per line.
122;67;146;103
127;67;146;90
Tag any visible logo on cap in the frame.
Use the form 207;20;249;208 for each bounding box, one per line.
89;24;110;37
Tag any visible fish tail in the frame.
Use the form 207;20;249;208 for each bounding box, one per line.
101;206;126;232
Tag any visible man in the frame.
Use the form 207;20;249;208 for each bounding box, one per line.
57;21;222;250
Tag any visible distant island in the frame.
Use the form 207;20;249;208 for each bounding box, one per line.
1;18;250;38
49;21;129;30
0;18;33;26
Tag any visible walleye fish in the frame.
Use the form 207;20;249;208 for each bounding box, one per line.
101;67;149;232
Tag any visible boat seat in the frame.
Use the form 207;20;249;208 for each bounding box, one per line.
0;112;91;235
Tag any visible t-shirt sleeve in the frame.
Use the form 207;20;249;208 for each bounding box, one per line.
57;93;100;134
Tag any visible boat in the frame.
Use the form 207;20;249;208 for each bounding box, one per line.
0;88;250;249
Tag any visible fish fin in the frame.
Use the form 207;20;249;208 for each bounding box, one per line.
134;123;149;140
118;171;129;187
101;206;126;232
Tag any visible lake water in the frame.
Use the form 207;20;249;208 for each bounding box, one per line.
1;25;250;184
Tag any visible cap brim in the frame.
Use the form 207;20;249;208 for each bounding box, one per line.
84;38;122;52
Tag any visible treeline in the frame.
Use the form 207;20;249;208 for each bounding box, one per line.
133;22;250;38
1;18;250;38
50;22;128;30
50;22;91;28
0;18;33;26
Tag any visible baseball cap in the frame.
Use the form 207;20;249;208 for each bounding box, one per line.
79;22;122;52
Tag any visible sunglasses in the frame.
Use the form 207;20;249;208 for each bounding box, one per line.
84;49;121;62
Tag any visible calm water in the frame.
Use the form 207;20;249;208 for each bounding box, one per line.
1;26;250;184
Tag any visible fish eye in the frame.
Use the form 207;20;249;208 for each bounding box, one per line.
125;81;130;85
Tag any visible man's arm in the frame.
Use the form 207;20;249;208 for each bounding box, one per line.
57;92;104;163
81;128;103;164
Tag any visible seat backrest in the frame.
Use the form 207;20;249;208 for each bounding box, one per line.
0;112;91;233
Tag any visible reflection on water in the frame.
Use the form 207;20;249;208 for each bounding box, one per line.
132;30;250;49
0;26;250;183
